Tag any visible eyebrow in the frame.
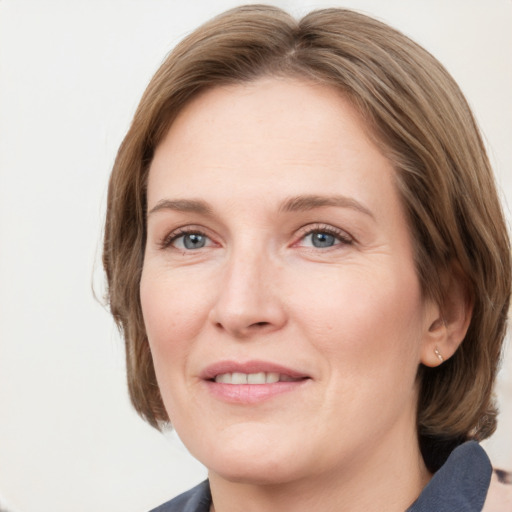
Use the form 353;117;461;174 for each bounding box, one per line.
148;199;212;216
147;194;374;219
279;194;374;218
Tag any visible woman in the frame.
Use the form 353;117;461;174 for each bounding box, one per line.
103;5;511;511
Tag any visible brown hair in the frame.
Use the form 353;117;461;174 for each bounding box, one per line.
103;5;511;470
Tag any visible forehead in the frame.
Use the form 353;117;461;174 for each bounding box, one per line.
148;78;395;204
158;78;375;153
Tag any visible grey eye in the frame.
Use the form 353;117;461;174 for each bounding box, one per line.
183;233;207;249
310;232;336;248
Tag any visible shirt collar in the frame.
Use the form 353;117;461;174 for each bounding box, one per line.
407;441;492;512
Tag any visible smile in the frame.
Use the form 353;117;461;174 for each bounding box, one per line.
201;361;311;403
214;372;304;384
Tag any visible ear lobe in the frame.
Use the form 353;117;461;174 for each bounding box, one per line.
421;265;473;367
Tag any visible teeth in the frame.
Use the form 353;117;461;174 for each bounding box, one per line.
214;372;284;384
265;372;280;383
231;372;247;384
215;373;233;384
247;372;266;384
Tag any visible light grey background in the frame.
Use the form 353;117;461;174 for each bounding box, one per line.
0;1;510;511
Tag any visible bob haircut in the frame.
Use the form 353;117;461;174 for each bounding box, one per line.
103;5;511;471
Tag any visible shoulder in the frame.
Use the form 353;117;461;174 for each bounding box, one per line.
483;469;512;512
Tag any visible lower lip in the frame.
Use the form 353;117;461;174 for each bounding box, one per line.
204;380;309;404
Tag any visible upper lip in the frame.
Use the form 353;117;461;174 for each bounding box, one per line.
200;360;310;381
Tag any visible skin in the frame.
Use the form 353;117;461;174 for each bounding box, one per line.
141;78;450;511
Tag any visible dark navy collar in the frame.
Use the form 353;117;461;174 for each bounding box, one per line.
150;480;211;512
151;442;491;511
407;441;492;512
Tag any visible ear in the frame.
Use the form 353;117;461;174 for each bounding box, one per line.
420;264;473;367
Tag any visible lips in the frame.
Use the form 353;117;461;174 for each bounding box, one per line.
201;360;309;382
214;372;303;384
200;360;310;403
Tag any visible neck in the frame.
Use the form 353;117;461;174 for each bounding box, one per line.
208;428;431;512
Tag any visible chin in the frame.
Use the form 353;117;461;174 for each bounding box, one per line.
192;431;307;485
210;458;301;486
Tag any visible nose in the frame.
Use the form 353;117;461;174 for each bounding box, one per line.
208;246;287;338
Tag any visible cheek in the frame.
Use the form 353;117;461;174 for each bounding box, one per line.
139;269;210;362
139;268;215;423
292;262;425;365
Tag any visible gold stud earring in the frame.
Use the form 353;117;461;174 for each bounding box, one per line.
434;347;444;363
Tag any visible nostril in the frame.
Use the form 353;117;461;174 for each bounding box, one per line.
212;320;269;331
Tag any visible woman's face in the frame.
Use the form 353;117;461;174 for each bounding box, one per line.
141;78;436;485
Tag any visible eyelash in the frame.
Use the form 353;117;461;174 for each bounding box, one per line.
158;224;353;251
296;224;353;248
159;227;210;250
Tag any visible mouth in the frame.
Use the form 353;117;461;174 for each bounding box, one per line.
200;361;311;403
213;372;306;384
201;360;310;383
